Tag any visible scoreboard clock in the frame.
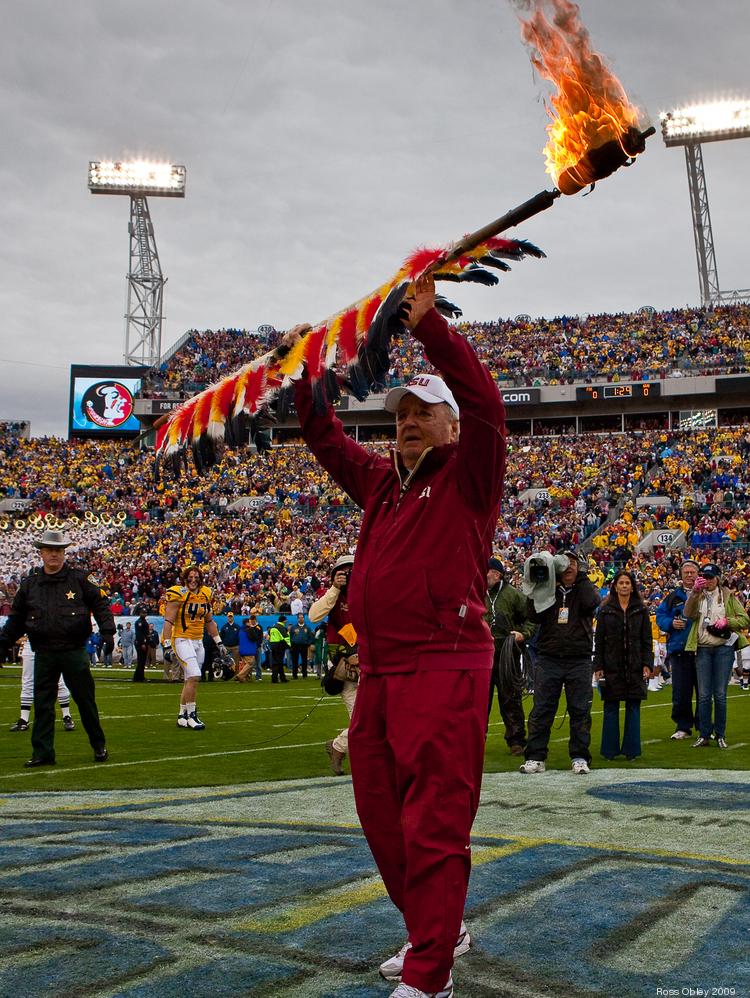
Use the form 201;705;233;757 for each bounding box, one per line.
575;383;662;402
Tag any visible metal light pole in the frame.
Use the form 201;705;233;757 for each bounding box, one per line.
89;160;186;367
661;99;750;307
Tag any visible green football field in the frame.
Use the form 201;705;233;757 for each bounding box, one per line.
2;664;749;997
1;664;748;792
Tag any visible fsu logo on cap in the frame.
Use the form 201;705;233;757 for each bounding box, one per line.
82;382;134;428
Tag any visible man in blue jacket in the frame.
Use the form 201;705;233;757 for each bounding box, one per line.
656;559;700;739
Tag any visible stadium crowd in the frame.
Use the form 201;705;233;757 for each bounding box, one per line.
1;423;749;618
2;303;750;622
142;305;750;396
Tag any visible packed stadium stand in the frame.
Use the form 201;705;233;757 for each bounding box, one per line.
2;307;750;618
147;305;750;396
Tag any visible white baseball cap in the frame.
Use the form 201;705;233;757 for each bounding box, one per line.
384;374;459;418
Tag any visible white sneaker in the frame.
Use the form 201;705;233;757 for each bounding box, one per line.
177;713;189;728
519;759;545;774
670;730;690;740
572;758;590;774
186;710;205;730
380;924;470;981
388;976;453;998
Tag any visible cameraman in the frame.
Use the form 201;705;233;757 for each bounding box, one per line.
520;551;600;775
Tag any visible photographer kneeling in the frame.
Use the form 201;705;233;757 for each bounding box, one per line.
520;551;600;775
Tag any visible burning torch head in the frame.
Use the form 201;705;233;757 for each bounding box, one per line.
515;0;654;195
556;125;656;195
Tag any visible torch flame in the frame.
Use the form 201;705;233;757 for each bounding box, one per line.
514;0;645;192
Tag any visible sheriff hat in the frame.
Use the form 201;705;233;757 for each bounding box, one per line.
33;530;73;549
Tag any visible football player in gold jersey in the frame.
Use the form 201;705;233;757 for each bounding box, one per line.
161;566;233;730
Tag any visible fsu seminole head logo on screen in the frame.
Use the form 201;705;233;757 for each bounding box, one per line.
82;382;134;428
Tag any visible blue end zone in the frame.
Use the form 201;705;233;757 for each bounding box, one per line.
1;776;749;997
588;779;750;811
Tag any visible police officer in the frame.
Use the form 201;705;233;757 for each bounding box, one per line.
0;530;115;768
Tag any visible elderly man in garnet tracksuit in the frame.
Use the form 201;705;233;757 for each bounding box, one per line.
291;274;504;998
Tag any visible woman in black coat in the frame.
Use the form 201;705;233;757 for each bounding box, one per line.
593;570;653;761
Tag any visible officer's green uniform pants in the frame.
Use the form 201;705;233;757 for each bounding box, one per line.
32;649;106;761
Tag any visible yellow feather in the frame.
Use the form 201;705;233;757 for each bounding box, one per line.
327;314;343;351
278;332;311;376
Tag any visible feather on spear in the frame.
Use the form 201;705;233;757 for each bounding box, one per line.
152;190;557;477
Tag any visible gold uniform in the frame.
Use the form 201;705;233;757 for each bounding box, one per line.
165;585;214;640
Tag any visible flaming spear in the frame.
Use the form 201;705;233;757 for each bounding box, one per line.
153;0;654;474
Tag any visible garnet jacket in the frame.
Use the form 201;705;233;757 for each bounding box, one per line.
309;585;354;649
593;599;653;702
294;309;505;674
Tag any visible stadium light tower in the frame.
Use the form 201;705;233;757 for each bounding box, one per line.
660;99;750;307
88;160;186;367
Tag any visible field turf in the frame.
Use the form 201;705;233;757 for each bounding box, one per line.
1;664;748;792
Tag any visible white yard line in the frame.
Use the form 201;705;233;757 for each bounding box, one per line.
0;739;326;781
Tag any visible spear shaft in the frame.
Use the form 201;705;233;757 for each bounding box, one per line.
441;188;561;265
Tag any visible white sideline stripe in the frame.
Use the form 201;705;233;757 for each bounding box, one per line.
543;691;748;728
0;740;325;781
100;703;336;721
727;742;748;750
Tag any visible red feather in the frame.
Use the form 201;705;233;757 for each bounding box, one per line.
483;237;524;254
191;391;213;440
402;247;445;280
360;294;382;335
304;325;328;380
209;374;240;428
154;422;169;452
337;309;359;365
240;365;268;415
170;397;200;446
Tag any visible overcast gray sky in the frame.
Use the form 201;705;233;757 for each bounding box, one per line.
1;0;748;436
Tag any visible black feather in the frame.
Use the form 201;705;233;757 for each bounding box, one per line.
366;281;409;349
274;385;296;423
250;419;273;453
324;368;342;406
434;267;499;286
311;377;329;415
225;412;251;448
163;450;186;481
360;282;409;390
344;362;370;402
478;254;511;271
512;238;546;259
434;295;463;319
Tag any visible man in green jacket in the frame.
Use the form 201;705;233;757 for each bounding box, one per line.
485;558;534;754
268;615;291;684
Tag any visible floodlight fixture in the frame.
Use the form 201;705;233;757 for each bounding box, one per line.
660;98;750;147
89;158;186;367
661;98;750;307
88;160;186;198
